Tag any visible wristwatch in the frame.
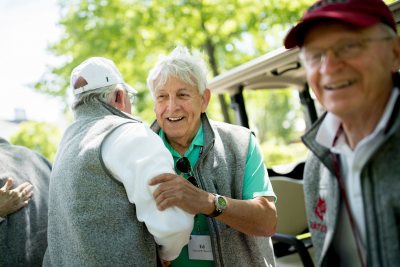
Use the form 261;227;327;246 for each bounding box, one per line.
208;194;227;217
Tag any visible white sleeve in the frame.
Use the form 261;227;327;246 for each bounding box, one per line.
102;122;194;261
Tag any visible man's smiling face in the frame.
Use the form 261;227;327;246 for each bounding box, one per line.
154;75;210;147
302;22;399;120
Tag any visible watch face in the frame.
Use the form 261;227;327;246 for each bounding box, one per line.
217;196;227;209
210;194;227;217
218;197;226;207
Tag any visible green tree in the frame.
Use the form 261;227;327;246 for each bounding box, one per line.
245;89;303;144
10;121;61;162
33;0;318;166
36;0;314;124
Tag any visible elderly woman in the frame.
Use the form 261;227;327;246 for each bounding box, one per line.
147;46;277;267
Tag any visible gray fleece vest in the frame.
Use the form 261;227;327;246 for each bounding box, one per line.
302;88;400;267
44;100;159;267
0;138;51;267
152;113;276;267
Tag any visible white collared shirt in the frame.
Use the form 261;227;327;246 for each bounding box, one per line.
315;88;399;266
102;122;194;261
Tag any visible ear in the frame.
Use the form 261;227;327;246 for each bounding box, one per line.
390;36;400;72
201;88;211;113
111;89;126;110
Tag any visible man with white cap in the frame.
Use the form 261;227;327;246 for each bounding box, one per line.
43;57;194;266
284;0;400;266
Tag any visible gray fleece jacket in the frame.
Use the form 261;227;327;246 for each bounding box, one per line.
43;100;160;267
152;113;276;267
302;88;400;267
0;137;51;267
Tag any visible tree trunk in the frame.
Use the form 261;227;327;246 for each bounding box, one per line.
203;34;231;123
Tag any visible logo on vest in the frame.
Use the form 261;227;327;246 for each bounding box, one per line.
314;196;326;220
310;196;327;233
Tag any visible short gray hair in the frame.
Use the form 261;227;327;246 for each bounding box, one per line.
72;84;123;110
147;46;208;98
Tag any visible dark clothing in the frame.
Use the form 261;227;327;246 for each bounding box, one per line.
0;137;51;267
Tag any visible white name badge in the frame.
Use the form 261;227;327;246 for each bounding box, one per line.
188;235;214;261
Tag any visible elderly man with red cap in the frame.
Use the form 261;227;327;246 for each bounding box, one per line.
284;0;400;266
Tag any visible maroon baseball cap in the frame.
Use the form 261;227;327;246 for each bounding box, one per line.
284;0;397;49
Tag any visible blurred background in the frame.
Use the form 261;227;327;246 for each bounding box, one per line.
1;0;395;165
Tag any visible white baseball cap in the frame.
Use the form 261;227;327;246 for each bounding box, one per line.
70;57;137;95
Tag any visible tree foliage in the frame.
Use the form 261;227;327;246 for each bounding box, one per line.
10;121;61;162
245;89;304;144
31;0;398;166
36;0;314;123
32;0;320;165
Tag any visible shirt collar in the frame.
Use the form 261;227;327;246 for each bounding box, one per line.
159;121;204;157
316;88;400;150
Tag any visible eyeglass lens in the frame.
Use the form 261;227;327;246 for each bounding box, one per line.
176;157;199;187
126;91;136;104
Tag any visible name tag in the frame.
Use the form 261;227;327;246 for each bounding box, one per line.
188;235;214;261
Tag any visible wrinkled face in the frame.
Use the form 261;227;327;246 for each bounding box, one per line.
302;23;400;119
153;76;210;145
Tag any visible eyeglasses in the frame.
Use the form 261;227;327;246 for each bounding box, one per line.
125;90;136;104
299;36;394;69
123;84;137;104
176;157;199;187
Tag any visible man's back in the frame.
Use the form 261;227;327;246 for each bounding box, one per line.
44;104;159;267
45;56;193;266
0;137;51;266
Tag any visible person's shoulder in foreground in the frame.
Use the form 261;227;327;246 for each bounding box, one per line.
0;136;51;266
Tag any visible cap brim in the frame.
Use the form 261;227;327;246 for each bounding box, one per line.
284;12;380;49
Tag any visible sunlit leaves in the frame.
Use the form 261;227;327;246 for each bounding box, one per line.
10;121;61;162
36;0;313;123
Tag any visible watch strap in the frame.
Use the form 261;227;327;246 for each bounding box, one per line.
209;207;222;218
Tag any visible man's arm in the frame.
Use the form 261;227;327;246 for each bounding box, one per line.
207;195;276;236
102;123;194;261
149;133;277;236
149;174;276;236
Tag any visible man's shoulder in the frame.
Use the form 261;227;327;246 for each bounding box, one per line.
89;115;142;135
0;142;49;162
0;143;52;177
103;114;141;124
210;119;250;135
208;120;252;151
